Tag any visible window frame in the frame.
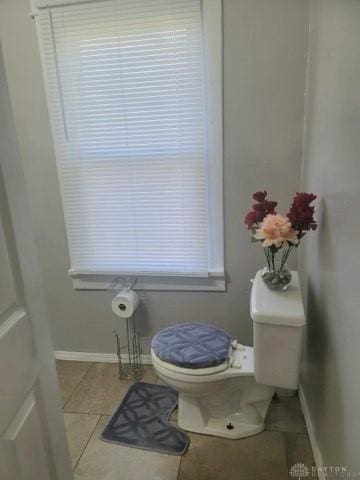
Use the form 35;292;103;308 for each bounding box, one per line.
33;0;224;291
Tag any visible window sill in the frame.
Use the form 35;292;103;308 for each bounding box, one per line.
70;272;226;292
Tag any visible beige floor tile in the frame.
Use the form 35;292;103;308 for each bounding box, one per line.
64;413;100;468
178;430;288;480
56;360;93;407
64;363;157;415
284;433;317;478
74;416;180;480
266;394;306;433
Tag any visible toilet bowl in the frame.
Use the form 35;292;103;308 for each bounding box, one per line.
151;271;305;440
151;343;275;439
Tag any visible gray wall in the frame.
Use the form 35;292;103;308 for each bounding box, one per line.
300;0;360;472
0;0;309;353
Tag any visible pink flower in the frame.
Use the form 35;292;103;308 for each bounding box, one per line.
254;214;299;248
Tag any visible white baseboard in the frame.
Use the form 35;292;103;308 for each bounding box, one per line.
298;384;326;480
54;350;152;365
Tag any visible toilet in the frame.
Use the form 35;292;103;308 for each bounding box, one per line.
151;271;305;439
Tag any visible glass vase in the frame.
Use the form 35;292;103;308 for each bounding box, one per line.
261;263;292;291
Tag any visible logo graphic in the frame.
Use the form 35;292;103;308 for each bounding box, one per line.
289;463;310;478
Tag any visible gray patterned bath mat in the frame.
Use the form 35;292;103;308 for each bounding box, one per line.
101;382;189;455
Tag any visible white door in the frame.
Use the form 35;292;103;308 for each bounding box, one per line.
0;47;73;479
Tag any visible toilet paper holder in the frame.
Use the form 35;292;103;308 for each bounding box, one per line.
109;277;143;381
109;276;138;293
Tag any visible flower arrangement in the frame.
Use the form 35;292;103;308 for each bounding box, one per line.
244;191;317;290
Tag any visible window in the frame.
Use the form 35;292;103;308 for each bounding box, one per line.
34;0;223;290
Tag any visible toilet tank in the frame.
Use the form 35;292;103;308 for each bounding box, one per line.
250;270;305;390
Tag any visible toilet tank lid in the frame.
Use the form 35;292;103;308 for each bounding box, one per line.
250;271;305;327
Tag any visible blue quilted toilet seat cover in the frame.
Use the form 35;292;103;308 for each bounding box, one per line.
151;323;231;369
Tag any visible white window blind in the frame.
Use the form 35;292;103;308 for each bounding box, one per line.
35;0;221;277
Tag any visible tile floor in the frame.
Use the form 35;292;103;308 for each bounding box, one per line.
57;360;317;480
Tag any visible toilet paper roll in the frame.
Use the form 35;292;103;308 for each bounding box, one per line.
111;289;139;319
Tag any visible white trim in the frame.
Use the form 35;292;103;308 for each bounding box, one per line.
71;273;226;291
35;0;110;8
3;391;36;440
202;0;224;274
0;308;27;340
298;384;327;480
69;268;225;278
55;350;152;364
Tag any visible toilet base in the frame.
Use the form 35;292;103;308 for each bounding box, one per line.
177;380;275;440
152;346;276;440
